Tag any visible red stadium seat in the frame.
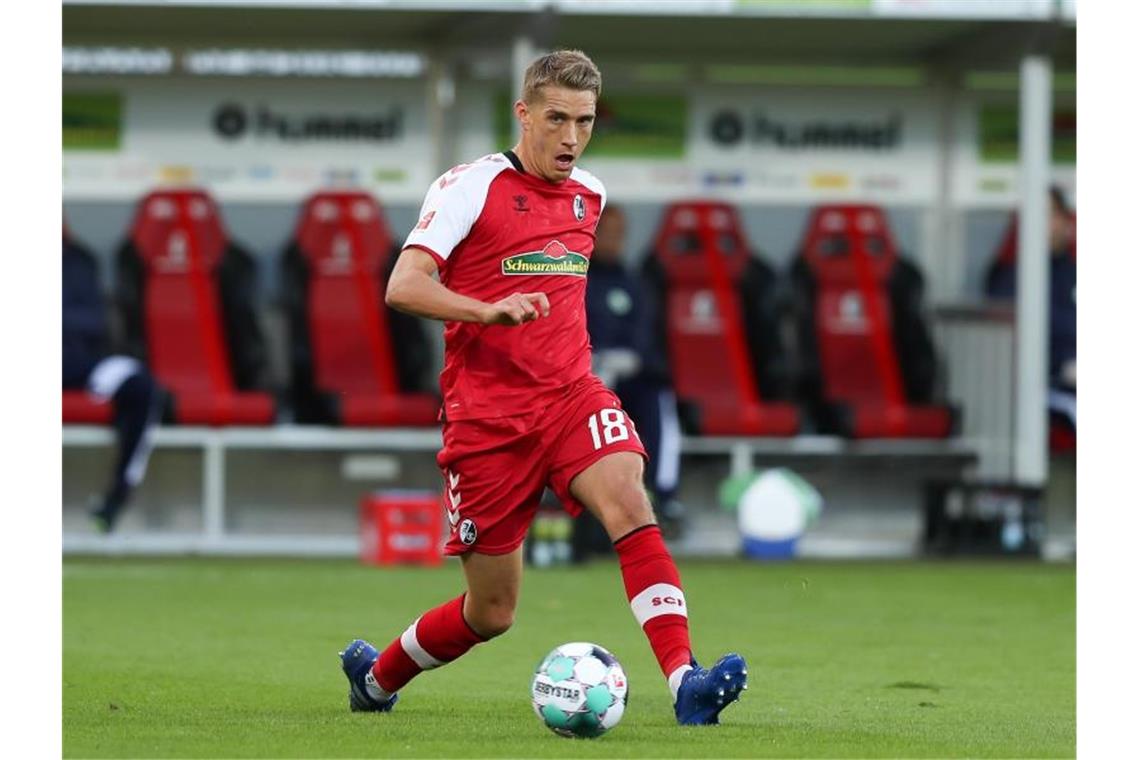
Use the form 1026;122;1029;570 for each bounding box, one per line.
119;189;275;426
284;191;438;426
62;391;113;424
645;201;799;436
792;205;954;438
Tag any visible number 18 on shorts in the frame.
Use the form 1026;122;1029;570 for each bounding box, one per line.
436;376;648;556
587;408;632;450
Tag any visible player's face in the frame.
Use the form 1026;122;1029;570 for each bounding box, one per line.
516;86;596;182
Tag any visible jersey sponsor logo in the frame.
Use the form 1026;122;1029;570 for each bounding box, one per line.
459;518;478;546
573;193;586;221
501;240;589;277
513;194;530;213
414;210;436;231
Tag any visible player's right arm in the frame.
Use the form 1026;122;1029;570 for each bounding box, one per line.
391;157;551;326
386;247;549;326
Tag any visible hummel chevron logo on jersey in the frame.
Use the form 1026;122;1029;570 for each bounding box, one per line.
437;162;472;189
414;210;435;231
446;471;461;527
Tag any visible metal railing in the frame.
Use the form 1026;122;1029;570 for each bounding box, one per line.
62;425;978;556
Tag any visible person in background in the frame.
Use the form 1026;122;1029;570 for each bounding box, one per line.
586;204;686;538
985;186;1076;433
63;232;163;532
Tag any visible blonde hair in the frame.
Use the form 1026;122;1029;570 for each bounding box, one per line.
521;49;602;103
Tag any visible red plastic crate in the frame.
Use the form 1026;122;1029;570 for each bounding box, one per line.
360;491;444;566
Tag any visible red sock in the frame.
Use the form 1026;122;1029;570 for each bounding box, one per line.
371;593;485;693
614;524;692;679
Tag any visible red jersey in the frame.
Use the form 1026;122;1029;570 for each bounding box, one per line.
403;151;607;421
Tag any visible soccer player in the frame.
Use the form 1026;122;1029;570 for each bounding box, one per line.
341;49;747;726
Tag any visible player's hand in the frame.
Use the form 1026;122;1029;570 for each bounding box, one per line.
481;292;551;326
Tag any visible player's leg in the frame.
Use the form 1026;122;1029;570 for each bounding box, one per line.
548;376;747;724
342;416;541;712
460;547;525;636
546;382;692;679
341;550;523;713
570;452;747;725
360;548;522;696
569;452;692;687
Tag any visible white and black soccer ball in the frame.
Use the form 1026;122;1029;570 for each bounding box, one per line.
531;641;628;739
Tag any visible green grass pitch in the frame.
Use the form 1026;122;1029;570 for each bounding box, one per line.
64;557;1074;758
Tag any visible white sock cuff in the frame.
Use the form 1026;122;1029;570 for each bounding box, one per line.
668;664;693;701
400;618;445;670
629;583;688;627
364;670;393;701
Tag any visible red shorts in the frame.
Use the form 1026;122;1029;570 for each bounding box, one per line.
437;374;647;555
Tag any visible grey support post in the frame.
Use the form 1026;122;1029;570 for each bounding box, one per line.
1013;54;1052;487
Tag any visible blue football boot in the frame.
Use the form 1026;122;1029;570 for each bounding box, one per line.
674;653;748;725
340;639;398;713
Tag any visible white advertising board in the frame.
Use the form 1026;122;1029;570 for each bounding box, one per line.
952;93;1077;209
583;88;945;205
64;78;434;203
64;78;1073;209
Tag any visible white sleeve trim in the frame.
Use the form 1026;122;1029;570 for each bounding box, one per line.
570;165;607;214
403;154;510;262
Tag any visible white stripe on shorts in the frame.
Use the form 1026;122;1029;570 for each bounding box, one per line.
400;618;445;670
629;583;688;627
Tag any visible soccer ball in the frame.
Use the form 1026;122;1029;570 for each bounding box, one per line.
531;641;628;738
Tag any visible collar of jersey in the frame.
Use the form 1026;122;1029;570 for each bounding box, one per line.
502;150;576;188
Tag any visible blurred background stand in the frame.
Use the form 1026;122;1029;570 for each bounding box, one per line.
62;0;1076;562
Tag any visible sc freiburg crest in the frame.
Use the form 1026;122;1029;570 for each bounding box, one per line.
573;194;586;221
459;519;478;546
